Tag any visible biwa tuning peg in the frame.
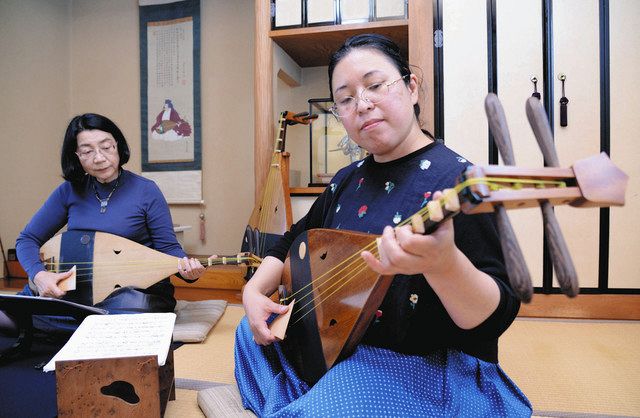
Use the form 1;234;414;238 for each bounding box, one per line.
525;96;578;297
485;93;533;302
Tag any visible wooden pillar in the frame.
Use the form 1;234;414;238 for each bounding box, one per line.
409;0;434;135
254;0;274;203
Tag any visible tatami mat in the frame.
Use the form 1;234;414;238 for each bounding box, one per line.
173;304;244;385
165;388;205;418
501;318;640;417
169;307;640;417
168;305;245;417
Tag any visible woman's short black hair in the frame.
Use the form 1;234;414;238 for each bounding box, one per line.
328;33;421;120
61;113;130;185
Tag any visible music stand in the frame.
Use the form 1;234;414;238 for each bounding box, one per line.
0;294;107;363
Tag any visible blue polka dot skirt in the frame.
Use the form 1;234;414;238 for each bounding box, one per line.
234;317;532;417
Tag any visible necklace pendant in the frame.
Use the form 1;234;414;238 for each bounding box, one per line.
100;200;108;213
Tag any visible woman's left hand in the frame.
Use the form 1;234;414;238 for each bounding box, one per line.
178;257;205;280
361;192;459;277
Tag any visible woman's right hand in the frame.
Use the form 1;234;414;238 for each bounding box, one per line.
32;270;73;298
243;285;289;346
241;256;289;346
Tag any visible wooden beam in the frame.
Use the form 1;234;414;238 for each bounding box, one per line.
519;294;640;320
409;0;434;135
277;68;300;87
254;0;274;203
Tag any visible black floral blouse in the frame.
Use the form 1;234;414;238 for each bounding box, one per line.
267;142;520;363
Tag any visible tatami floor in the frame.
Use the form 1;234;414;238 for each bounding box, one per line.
3;283;639;417
501;318;640;417
165;305;640;417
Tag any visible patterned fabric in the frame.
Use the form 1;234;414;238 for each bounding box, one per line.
235;318;531;417
324;142;469;234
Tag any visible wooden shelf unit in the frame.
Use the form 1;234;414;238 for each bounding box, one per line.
270;19;408;68
254;0;433;203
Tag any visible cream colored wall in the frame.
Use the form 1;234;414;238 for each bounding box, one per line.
0;0;255;270
553;0;601;288
0;0;71;264
442;0;489;165
441;0;639;291
496;0;545;287
69;0;142;165
609;0;640;288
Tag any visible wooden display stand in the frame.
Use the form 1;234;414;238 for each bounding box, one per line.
172;265;246;304
6;260;27;278
56;350;175;417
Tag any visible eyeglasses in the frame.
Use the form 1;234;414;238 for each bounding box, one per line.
330;75;410;118
76;142;117;160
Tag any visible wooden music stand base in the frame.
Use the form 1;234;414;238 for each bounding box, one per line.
56;349;176;417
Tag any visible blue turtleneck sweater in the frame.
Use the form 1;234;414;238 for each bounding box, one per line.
16;169;186;280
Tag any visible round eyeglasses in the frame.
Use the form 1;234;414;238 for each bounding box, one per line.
330;75;410;118
76;142;117;160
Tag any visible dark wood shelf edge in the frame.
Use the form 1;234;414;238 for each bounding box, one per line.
290;187;326;196
270;19;408;38
518;294;640;320
270;20;409;67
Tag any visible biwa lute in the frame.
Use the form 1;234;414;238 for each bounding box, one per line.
268;94;629;385
39;230;261;306
271;152;628;385
241;110;317;279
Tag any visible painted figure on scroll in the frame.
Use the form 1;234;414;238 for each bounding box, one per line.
0;113;204;335
234;34;532;416
150;98;192;141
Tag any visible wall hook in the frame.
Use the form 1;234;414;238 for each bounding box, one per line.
530;76;541;99
558;73;569;127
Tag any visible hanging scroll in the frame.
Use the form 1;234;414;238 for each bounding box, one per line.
139;0;202;204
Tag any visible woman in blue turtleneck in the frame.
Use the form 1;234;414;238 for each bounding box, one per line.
3;113;204;334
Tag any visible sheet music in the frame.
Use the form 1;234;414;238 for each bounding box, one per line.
43;313;176;372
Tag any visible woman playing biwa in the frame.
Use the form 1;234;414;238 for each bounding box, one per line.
234;34;532;417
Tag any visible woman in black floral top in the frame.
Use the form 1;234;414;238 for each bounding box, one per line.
234;34;532;417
